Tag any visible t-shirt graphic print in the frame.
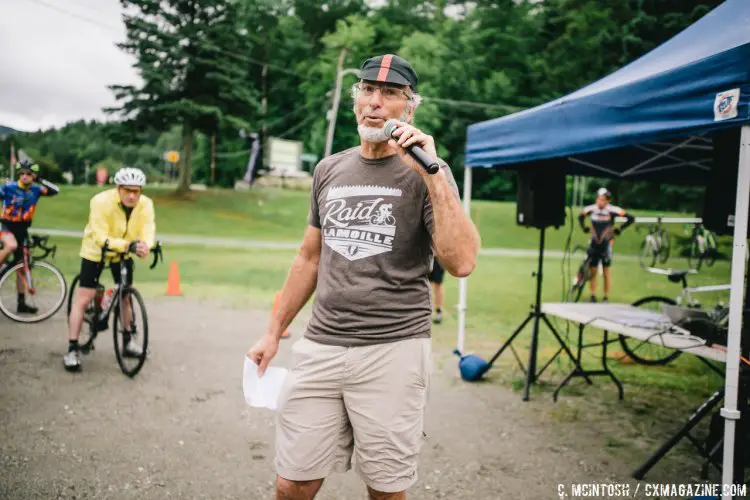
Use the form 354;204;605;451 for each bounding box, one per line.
321;185;402;261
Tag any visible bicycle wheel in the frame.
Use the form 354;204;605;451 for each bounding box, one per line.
639;239;656;268
0;261;67;323
113;287;149;377
618;296;683;366
658;229;671;264
67;275;102;353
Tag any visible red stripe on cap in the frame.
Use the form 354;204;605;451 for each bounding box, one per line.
376;54;394;82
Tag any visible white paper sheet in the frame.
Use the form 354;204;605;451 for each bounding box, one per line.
242;357;288;410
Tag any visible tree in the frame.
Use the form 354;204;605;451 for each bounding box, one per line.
109;0;261;194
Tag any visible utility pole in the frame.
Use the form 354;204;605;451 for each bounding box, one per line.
210;133;217;186
9;141;15;182
324;49;360;158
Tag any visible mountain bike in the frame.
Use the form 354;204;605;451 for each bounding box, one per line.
0;235;67;323
687;223;718;270
620;267;730;366
66;241;163;377
638;218;670;268
566;245;594;302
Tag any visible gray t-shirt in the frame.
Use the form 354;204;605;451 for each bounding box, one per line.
305;146;460;347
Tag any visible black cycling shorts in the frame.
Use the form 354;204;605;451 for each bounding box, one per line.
78;258;134;289
0;221;28;263
429;258;445;284
588;241;613;268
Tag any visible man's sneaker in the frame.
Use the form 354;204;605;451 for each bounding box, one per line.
123;339;144;358
589;296;598;303
17;303;39;314
602;296;609;303
433;310;443;324
63;350;82;372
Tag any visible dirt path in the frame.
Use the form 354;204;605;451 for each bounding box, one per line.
0;299;713;499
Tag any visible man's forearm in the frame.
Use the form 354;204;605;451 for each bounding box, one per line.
268;254;318;340
424;172;480;278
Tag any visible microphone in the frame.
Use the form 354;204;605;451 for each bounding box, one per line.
384;119;440;175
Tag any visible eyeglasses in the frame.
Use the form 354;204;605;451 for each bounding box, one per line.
18;171;34;176
356;82;410;101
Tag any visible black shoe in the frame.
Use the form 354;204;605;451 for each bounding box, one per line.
589;296;597;303
602;296;609;303
17;303;39;314
432;311;443;324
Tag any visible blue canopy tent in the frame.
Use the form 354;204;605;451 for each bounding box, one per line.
462;0;750;494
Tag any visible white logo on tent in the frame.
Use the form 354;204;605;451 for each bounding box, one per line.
714;88;739;121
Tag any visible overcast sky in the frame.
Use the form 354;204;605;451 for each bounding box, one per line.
0;0;139;132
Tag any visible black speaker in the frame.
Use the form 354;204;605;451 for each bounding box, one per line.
516;162;567;229
703;128;746;236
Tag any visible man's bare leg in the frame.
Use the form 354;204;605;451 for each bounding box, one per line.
367;487;406;500
603;267;612;299
276;477;324;500
589;266;598;299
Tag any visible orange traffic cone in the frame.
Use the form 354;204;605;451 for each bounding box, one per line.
272;291;291;338
165;261;182;296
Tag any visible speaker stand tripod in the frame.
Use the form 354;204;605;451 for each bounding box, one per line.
484;227;580;400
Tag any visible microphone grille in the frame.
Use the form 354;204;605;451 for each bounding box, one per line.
383;119;398;138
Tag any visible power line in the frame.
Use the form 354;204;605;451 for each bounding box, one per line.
34;0;521;115
27;0;121;32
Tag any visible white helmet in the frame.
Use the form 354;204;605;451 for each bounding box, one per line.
114;167;147;187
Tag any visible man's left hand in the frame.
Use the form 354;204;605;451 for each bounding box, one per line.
387;120;440;177
135;241;150;258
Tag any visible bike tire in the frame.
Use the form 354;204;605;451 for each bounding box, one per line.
113;287;149;378
67;275;101;354
0;261;67;323
639;240;656;269
567;283;584;303
618;296;683;366
659;229;671;264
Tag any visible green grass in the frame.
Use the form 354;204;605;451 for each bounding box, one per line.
34;186;728;257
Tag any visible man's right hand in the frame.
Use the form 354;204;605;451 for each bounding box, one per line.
246;334;280;376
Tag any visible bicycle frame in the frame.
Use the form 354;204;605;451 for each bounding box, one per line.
644;267;730;307
5;236;57;295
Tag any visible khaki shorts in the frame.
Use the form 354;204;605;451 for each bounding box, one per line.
275;336;431;493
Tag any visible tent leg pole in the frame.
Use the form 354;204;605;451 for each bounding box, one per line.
721;125;750;500
457;166;473;353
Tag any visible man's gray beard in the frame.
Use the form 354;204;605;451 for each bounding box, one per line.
357;125;389;143
357;111;410;143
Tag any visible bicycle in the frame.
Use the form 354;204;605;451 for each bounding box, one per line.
0;234;67;323
66;241;163;377
638;218;671;268
687;223;718;271
619;266;730;366
566;245;594;302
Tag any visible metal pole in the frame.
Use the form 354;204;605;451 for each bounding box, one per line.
324;48;347;158
9;141;15;182
457;165;473;352
722;125;750;499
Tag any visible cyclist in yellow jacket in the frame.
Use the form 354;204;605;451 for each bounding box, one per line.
65;167;156;372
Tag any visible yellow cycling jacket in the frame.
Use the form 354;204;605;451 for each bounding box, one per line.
79;188;156;263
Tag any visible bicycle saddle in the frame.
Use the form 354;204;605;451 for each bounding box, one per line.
667;270;691;282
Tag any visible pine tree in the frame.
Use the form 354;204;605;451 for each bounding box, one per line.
108;0;260;194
